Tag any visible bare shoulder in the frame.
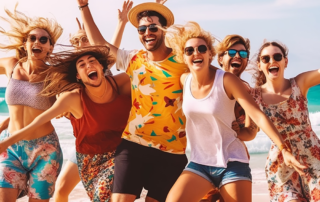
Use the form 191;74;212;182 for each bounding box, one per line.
56;89;81;101
0;57;18;76
113;73;130;86
180;72;190;87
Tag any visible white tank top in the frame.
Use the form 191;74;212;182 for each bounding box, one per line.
183;69;249;168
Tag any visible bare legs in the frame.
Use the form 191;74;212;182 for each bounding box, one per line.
53;161;80;202
0;188;19;202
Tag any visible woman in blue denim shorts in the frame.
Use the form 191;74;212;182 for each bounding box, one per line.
165;22;307;202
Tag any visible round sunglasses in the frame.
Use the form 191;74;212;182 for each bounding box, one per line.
184;45;208;56
137;24;158;35
260;53;283;64
27;35;51;45
71;35;89;46
225;49;248;58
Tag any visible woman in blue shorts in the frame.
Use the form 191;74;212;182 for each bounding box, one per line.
0;6;63;201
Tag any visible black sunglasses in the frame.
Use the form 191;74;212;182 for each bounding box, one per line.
260;53;283;64
184;45;208;56
137;24;158;35
226;49;248;58
27;35;51;45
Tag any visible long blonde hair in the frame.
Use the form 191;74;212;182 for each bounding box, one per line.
165;21;216;64
41;46;115;97
0;4;63;59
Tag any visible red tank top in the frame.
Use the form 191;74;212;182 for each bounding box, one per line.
70;77;131;154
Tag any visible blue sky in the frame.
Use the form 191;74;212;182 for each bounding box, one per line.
0;0;319;86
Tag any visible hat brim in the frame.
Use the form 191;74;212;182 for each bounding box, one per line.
128;2;174;28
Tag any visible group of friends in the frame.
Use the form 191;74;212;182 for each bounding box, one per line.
0;0;319;202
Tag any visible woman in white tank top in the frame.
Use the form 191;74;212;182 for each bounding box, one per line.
165;22;307;202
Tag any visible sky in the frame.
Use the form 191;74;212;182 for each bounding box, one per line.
0;0;319;86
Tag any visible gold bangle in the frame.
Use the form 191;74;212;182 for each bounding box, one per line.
279;143;292;153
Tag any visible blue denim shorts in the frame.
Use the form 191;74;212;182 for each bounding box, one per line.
185;161;252;188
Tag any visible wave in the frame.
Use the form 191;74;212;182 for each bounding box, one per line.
1;112;320;156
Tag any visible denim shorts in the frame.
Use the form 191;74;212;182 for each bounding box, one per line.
185;161;252;188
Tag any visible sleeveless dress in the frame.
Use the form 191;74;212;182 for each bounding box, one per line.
251;78;320;202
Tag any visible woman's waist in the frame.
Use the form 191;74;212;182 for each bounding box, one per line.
8;121;54;140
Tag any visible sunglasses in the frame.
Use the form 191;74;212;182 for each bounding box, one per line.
27;35;51;45
184;45;208;56
137;24;158;35
226;49;248;58
71;35;89;47
260;53;283;64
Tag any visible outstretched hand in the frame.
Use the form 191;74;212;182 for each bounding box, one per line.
77;0;88;6
155;0;167;4
282;150;307;176
118;0;133;24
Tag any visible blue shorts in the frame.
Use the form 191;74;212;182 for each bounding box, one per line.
0;130;63;199
185;161;252;188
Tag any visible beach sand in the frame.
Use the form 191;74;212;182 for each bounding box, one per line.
17;153;270;202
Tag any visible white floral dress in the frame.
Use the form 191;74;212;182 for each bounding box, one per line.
251;78;320;202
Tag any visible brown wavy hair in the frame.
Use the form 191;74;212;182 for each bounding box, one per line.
165;21;216;64
216;34;250;67
0;4;63;59
40;46;115;97
253;41;288;86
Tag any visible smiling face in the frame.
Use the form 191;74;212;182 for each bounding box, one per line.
24;28;53;60
219;43;248;77
76;55;104;87
258;45;288;81
138;16;164;51
70;31;90;48
183;38;212;72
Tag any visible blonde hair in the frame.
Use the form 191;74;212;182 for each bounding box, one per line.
165;21;216;63
41;46;115;97
0;4;63;59
216;34;250;67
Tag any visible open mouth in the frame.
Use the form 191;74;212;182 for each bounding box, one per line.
193;59;203;64
268;66;279;74
31;47;42;54
88;71;98;80
231;61;241;68
145;38;155;44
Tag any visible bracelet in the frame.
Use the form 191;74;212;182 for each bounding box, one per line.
79;3;88;10
279;143;292;153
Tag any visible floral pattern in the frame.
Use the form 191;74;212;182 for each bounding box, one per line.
77;150;115;202
251;78;320;202
120;50;189;154
0;130;63;199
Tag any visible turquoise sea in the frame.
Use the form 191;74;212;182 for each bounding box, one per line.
0;85;320;156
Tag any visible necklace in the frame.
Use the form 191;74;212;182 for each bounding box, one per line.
85;79;108;99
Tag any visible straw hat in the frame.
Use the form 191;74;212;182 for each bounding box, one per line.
128;2;174;28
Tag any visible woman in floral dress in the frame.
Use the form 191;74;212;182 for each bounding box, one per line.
251;41;320;202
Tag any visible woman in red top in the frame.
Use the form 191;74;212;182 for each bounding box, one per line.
0;47;132;201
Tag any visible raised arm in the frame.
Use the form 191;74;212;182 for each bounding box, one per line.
295;68;320;98
223;72;307;175
155;0;167;4
0;91;81;153
110;0;133;48
77;0;119;57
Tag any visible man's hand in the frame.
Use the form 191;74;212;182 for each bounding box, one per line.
118;0;133;24
155;0;167;4
77;0;88;6
231;120;240;135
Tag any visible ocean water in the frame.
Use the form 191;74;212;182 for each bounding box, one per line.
0;85;320;158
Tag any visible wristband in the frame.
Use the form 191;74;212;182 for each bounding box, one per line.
79;3;88;10
279;143;292;153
